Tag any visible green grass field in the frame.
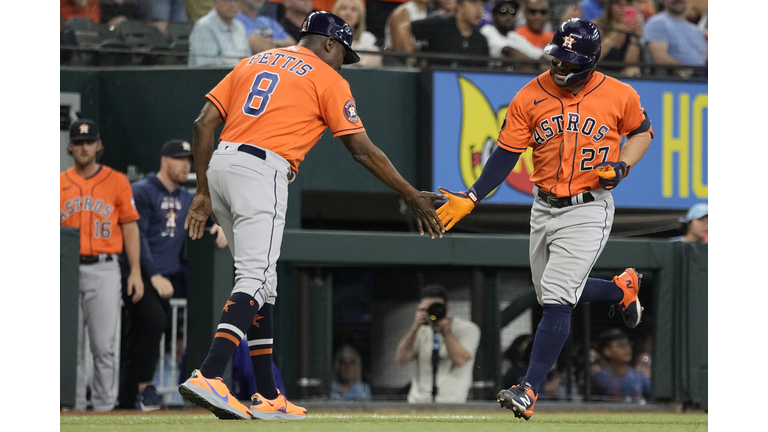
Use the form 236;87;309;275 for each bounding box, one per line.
60;411;708;431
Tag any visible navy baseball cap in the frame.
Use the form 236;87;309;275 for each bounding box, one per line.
69;119;100;142
161;139;193;158
492;0;519;13
680;203;708;223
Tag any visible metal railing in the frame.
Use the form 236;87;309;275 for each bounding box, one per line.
59;44;708;82
155;298;187;405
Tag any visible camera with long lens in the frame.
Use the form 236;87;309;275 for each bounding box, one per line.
426;302;446;323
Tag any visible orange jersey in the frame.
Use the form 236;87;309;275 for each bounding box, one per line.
60;0;100;23
497;71;653;197
206;45;365;173
60;165;140;256
514;27;554;49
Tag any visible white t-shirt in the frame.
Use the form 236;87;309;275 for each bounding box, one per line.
384;1;428;50
480;24;543;59
353;31;378;51
406;316;481;403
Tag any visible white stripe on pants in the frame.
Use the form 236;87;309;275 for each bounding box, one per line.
529;186;614;306
207;144;291;308
75;256;121;411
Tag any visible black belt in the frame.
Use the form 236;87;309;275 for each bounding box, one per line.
537;188;594;208
238;144;266;160
80;254;113;265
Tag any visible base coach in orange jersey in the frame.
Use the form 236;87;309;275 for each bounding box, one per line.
178;11;446;421
436;18;653;421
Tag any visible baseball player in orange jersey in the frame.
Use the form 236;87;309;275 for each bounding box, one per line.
178;11;446;421
436;18;652;420
60;119;143;412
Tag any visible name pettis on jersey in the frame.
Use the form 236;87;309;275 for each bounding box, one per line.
246;51;315;77
533;113;610;145
61;196;114;223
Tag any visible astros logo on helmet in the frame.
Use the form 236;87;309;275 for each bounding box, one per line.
562;35;576;48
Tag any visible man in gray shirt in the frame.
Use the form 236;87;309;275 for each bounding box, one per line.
188;0;252;67
642;0;707;75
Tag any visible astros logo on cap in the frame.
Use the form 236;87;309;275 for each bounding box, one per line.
182;141;191;151
79;124;90;134
562;35;576;48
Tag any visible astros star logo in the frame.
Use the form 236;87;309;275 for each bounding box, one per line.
223;300;236;312
253;314;264;327
79;124;90;134
562;35;576;48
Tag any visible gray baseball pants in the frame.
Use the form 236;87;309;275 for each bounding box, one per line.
529;186;614;307
75;254;121;411
206;142;294;309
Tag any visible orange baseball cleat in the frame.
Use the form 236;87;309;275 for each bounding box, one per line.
250;390;307;420
611;268;644;329
178;370;254;420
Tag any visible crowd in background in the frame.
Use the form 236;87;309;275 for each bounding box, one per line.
60;0;708;77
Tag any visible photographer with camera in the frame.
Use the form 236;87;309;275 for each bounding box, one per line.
394;284;481;403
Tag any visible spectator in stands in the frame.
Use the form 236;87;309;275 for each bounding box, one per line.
117;139;226;411
514;0;553;49
591;328;650;403
502;334;534;389
395;284;481;403
642;0;707;76
428;0;458;16
333;0;382;68
632;0;655;21
593;0;643;77
100;0;146;28
410;0;490;68
579;0;606;21
671;202;707;243
480;0;546;68
188;0;252;67
330;345;373;401
184;0;213;23
237;0;296;53
140;0;189;35
61;0;101;24
384;0;429;60
279;0;315;41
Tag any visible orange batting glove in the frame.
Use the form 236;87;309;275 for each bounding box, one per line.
594;161;630;190
436;187;478;231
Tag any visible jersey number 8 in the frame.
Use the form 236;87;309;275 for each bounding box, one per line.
243;71;281;117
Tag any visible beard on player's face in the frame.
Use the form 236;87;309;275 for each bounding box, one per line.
70;141;101;167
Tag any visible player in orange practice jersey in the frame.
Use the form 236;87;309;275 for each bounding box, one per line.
60;119;143;412
436;19;652;420
178;11;446;421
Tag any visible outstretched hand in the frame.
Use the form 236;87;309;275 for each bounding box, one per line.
405;191;446;239
435;187;477;231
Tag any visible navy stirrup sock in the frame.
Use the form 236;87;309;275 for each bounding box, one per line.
524;303;572;395
200;292;260;379
247;303;278;400
578;277;624;305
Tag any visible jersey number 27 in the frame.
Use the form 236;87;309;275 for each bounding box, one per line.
243;71;281;117
580;146;610;171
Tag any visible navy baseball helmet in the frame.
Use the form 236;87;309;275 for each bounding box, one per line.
299;11;360;65
544;18;601;86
